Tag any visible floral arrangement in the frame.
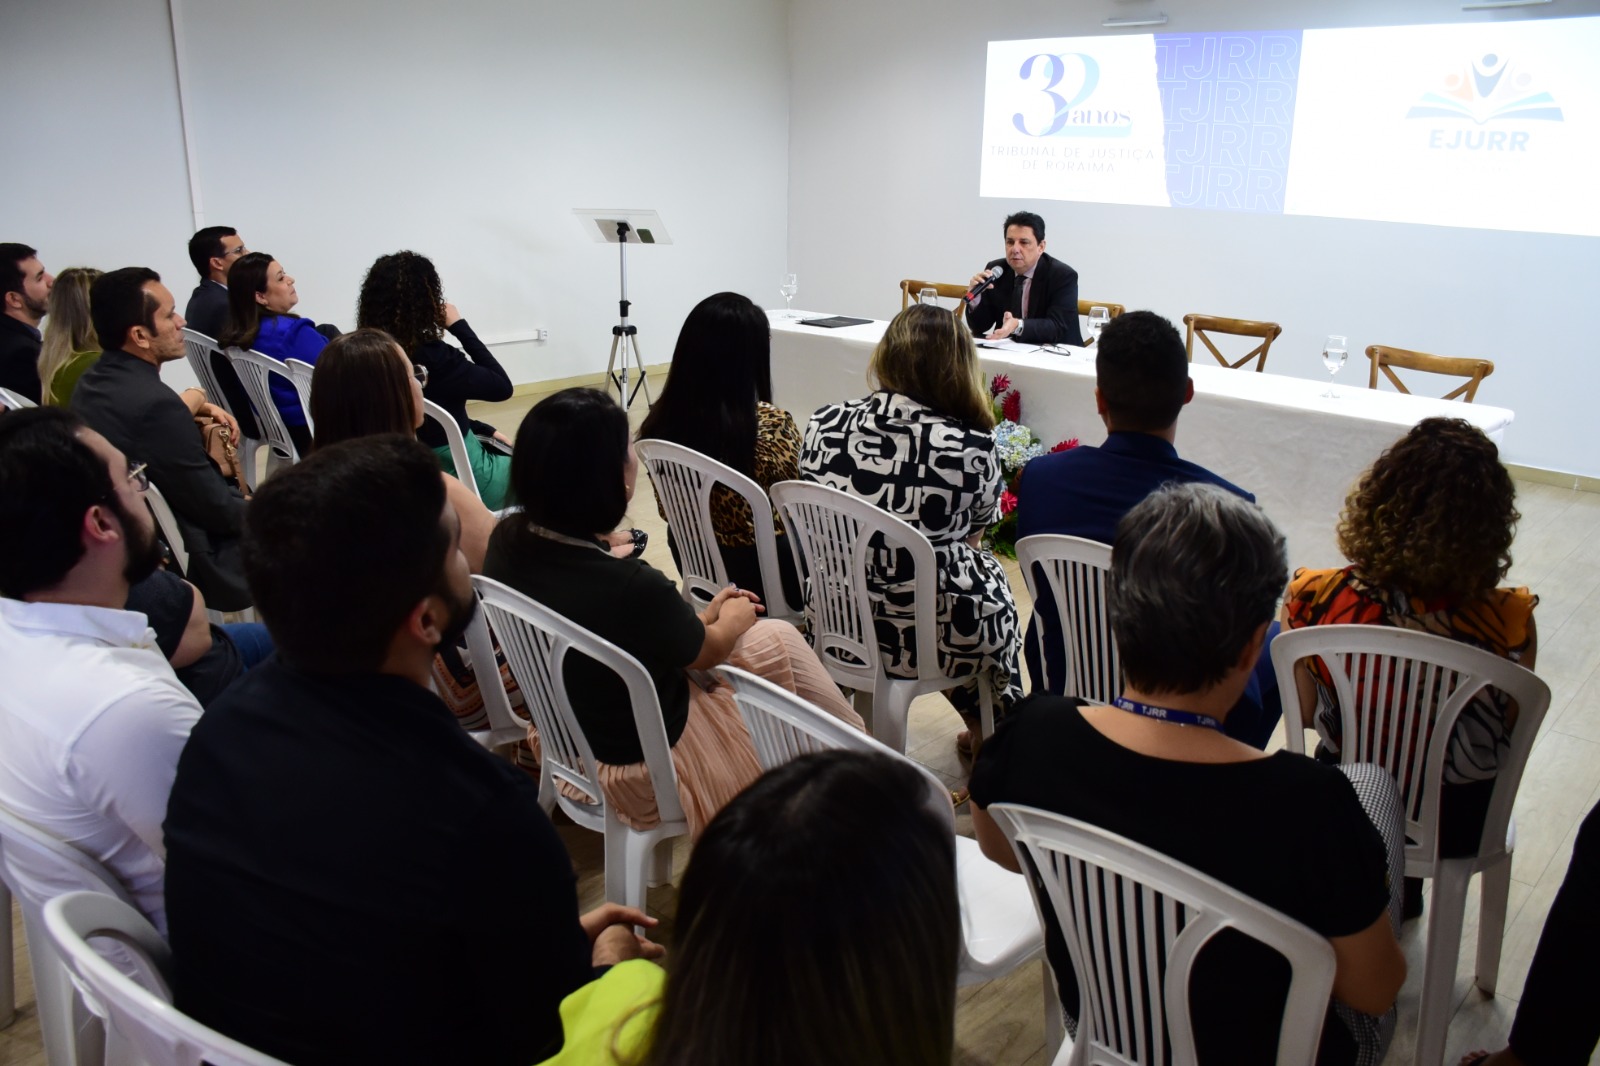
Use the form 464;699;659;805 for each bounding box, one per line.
986;373;1078;558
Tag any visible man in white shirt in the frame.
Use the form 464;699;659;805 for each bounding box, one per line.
0;405;203;933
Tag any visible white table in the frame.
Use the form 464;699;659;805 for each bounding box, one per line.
768;311;1514;571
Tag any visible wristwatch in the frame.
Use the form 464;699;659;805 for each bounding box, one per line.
1013;320;1024;339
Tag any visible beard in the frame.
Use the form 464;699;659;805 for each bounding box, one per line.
23;292;47;321
434;579;479;652
110;498;165;586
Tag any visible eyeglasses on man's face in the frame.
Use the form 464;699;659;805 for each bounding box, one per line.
413;364;429;387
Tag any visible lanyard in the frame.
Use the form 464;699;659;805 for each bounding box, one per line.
527;522;610;556
1111;696;1225;733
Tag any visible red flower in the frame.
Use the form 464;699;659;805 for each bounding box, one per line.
1001;390;1021;423
989;373;1011;397
1049;437;1080;453
1000;489;1018;515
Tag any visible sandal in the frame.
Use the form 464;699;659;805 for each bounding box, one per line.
626;529;648;558
950;787;971;808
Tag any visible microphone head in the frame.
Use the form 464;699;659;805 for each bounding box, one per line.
989;265;1003;279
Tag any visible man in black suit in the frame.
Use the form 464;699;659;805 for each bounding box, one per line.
0;243;55;404
965;211;1083;347
73;267;251;610
183;226;246;338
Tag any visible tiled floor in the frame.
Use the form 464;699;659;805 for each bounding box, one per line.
3;378;1596;1064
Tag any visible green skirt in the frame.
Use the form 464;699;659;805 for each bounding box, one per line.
433;432;513;511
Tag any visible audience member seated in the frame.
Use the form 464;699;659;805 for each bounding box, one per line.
1460;799;1600;1066
357;250;516;509
484;387;865;837
163;434;662;1066
218;251;330;456
37;266;102;407
1014;309;1280;747
0;406;202;933
125;568;272;707
1284;416;1535;918
801;302;1021;752
972;483;1406;1065
183;225;258;439
0;242;53;403
637;291;803;610
73;267;251;611
309;328;497;571
539;750;960;1066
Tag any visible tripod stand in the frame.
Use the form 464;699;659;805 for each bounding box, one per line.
604;220;652;410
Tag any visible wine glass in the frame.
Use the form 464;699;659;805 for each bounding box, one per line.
779;274;799;319
919;286;939;307
1321;334;1348;398
1087;306;1110;346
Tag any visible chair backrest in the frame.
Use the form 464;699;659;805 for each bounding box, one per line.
282;358;317;431
1015;535;1121;704
1182;314;1283;372
1076;299;1126;319
459;593;539;751
988;805;1336;1066
0;386;37;410
180;330;236;422
222;347;300;461
634;439;797;623
1365;345;1493;402
145;480;191;576
898;279;970;320
721;666;955;835
44;892;291;1066
421;397;482;502
1270;624;1550;865
769;479;941;693
469;576;686;829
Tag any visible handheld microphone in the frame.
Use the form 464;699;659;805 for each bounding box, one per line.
964;266;1003;304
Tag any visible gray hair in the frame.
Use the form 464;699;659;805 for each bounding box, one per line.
1108;482;1287;695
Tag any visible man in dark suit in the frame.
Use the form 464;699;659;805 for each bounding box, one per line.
965;211;1083;347
73;267;252;611
1014;310;1281;747
183;226;259;439
0;243;54;404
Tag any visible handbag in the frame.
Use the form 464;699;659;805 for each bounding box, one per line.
195;413;249;494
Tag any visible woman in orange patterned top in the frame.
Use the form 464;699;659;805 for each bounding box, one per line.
1283;417;1536;885
637;293;802;609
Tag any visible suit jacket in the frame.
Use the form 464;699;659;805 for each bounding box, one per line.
72;350;252;610
965;251;1083;347
0;314;42;404
184;281;230;340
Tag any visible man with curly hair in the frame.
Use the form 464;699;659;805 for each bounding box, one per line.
1015;310;1279;747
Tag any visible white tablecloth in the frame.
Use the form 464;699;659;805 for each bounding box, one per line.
767;311;1514;571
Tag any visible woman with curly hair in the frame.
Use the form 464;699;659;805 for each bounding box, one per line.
356;251;515;510
1283;417;1536;908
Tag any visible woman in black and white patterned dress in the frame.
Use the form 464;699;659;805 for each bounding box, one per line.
800;303;1022;736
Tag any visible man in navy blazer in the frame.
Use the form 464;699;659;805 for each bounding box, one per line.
965;211;1083;347
1015;310;1281;747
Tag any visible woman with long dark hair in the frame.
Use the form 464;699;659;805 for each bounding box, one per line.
220;252;332;455
356;251;515;510
637;292;801;606
484;387;864;837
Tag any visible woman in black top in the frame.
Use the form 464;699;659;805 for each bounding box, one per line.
971;482;1406;1066
357;251;515;509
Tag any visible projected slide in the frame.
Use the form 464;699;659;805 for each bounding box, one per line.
978;17;1600;237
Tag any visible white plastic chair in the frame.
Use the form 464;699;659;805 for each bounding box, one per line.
457;590;540;754
144;481;190;578
182;329;261;487
0;386;36;410
720;666;1044;988
470;576;688;913
0;803;138;1066
1016;535;1121;702
1270;625;1550;1066
43;892;290;1066
769;479;995;752
421;397;483;503
989;804;1337;1066
282;358;316;435
222;347;300;478
634;439;799;624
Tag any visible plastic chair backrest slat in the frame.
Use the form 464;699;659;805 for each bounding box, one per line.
223;347;300;462
282;358;316;434
1016;534;1120;703
180;330;235;421
144;481;191;576
0;387;37;410
420;398;481;502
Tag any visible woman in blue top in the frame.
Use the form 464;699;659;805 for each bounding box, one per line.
219;252;334;456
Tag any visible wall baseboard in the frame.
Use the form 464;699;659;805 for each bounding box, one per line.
1505;463;1600;495
509;365;672;399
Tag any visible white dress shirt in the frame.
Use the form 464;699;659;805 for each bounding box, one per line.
0;598;203;934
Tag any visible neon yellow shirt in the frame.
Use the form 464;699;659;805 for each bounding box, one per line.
536;959;664;1065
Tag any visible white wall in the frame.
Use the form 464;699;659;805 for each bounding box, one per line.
787;0;1600;477
3;0;791;389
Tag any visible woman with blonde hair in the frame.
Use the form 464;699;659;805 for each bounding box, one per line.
800;302;1021;754
37;267;102;407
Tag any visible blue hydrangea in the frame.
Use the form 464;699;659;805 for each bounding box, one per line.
993;419;1045;477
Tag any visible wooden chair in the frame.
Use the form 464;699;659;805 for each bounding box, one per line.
1366;345;1494;403
1183;314;1283;372
1075;299;1125;319
898;279;969;321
